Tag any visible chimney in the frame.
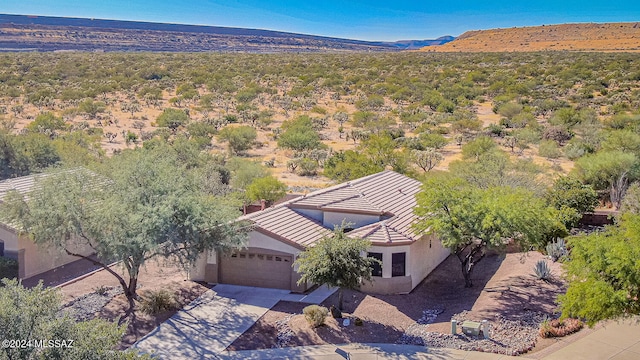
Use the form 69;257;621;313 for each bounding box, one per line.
260;199;266;211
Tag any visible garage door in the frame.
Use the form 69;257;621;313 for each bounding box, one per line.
219;250;292;290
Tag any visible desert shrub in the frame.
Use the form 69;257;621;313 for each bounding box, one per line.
533;260;552;281
546;239;567;262
539;318;583;338
93;285;109;295
156;108;190;131
538;140;562;159
0;258;18;281
140;289;176;315
303;305;328;328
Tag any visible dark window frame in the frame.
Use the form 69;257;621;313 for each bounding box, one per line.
392;252;406;277
368;252;383;277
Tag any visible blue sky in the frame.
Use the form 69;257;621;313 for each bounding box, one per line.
3;1;640;41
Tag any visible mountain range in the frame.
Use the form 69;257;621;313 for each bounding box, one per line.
0;14;454;53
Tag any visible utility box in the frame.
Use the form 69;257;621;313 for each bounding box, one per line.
461;321;482;336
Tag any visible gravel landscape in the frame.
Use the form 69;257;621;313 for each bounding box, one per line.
230;251;568;355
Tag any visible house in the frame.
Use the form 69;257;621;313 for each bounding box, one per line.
190;170;450;294
0;173;93;280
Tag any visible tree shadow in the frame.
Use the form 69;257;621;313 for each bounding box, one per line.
97;281;212;349
478;270;566;320
329;253;506;327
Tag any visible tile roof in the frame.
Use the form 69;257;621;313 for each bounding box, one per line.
241;170;424;248
239;206;331;249
0;174;39;202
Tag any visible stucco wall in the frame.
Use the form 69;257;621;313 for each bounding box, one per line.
362;236;449;294
322;211;380;229
409;235;450;289
0;225;19;255
293;208;323;222
17;235;94;279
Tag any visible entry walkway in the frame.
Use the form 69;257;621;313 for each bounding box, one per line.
133;284;337;359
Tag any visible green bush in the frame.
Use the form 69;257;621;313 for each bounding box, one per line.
303;305;329;328
0;258;18;281
140;289;176;315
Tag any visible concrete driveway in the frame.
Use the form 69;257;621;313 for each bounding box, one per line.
134;284;291;359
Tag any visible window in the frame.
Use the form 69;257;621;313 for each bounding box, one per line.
368;252;383;277
392;252;406;277
0;241;3;257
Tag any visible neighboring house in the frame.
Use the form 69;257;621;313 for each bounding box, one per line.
0;173;93;280
190;170;450;294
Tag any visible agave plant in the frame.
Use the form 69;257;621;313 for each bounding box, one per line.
533;260;552;281
546;238;567;262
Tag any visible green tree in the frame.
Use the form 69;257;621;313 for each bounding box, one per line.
323;150;383;182
0;279;144;360
26;112;67;135
573;150;639;209
2;146;248;309
217;126;257;155
538;140;562;159
277;116;323;151
156;108;190;131
559;213;640;326
294;223;378;309
414;173;564;287
449;149;543;193
545;176;599;229
78;99;106;119
411;148;443;172
461;136;497;160
246;176;287;205
226;157;268;190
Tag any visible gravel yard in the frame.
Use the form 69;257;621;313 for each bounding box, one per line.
57;260;211;348
230;251;568;355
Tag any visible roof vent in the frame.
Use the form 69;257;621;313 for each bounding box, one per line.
398;188;404;194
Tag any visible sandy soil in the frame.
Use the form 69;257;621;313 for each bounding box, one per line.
425;23;640;53
229;251;568;353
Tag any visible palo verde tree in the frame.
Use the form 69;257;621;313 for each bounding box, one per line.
2;144;249;310
414;173;565;287
246;175;287;206
572;150;639;209
294;223;378;310
559;212;640;326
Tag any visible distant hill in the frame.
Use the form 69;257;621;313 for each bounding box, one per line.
0;14;449;53
422;23;640;52
381;36;455;50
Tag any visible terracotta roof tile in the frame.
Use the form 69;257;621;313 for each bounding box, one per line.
240;170;424;248
239;205;331;248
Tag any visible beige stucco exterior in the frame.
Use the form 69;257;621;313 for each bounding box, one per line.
191;227;450;295
190;230;308;292
360;234;450;294
0;223;94;279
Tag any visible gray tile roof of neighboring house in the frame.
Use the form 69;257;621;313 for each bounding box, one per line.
241;170;424;248
0;173;43;231
0;174;40;202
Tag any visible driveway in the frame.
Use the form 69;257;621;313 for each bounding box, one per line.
134;284;291;359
